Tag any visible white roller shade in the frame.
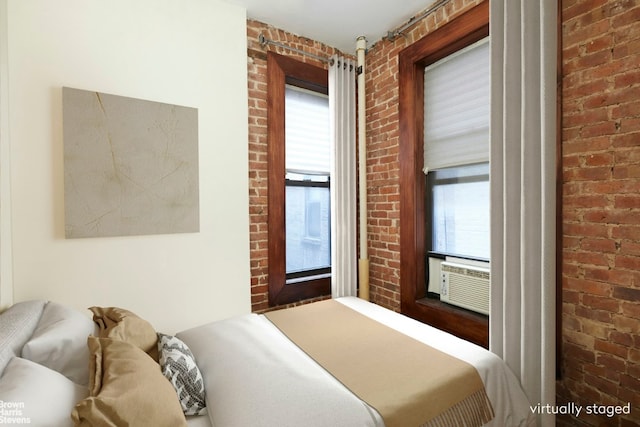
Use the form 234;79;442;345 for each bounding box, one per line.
424;37;490;173
285;85;330;175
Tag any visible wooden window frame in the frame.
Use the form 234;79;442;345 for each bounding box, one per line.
398;1;490;348
267;52;330;306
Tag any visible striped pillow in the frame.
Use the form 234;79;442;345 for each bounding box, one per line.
157;333;207;416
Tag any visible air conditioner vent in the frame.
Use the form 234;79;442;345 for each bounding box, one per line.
440;261;490;315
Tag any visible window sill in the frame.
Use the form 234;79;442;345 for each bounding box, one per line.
404;297;489;348
269;275;330;307
286;272;331;285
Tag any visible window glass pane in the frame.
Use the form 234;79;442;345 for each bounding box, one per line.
286;185;331;274
431;163;489;260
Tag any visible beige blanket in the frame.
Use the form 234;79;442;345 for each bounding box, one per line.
265;299;494;427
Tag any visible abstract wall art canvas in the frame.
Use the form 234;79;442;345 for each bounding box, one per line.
62;87;199;238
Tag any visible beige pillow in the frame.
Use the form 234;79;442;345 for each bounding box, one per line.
72;337;187;427
89;306;158;361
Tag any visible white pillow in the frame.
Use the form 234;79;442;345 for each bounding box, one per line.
21;302;96;385
0;357;88;427
0;300;47;376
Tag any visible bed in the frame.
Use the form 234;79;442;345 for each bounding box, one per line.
0;298;533;426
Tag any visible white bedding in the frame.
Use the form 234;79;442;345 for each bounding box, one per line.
186;414;215;427
178;297;534;427
179;307;384;427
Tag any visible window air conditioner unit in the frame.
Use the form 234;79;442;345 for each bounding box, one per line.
440;261;490;315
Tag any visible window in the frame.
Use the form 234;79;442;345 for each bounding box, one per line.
424;36;490;261
267;52;330;306
423;36;490;314
284;86;331;282
399;1;489;347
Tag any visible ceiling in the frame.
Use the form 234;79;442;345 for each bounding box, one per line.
221;0;439;53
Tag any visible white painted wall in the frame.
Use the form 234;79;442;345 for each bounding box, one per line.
0;1;13;309
3;0;251;333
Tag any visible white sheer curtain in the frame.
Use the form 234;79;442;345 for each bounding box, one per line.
489;1;557;426
329;56;357;298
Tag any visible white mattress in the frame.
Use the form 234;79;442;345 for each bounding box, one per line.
178;297;534;427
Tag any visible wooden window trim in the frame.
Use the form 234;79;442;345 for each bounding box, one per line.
267;52;330;306
398;1;490;348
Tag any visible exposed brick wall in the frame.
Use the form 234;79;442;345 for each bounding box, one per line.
558;0;640;426
246;20;342;312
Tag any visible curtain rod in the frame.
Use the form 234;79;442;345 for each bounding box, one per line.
384;0;451;42
259;34;332;64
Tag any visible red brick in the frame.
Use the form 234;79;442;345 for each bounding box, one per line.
565;80;609;102
584;209;640;225
562;0;608;22
615;69;640;88
566;329;596;348
583;180;640;195
611;5;640;27
615;255;640;271
564;289;581;305
613;315;640;333
564;166;612;181
564;19;611;51
594;339;629;359
577;305;613;323
620;374;640;393
612;225;640;240
592;92;634;116
564;222;610;238
580;238;618;253
565;342;597;363
619;117;640;133
583;151;615;167
612;132;640;149
612;101;640;119
596;353;627;373
615;196;640;209
582;294;620;312
585;268;638;287
618;387;640;407
609;331;633;347
583;373;619;397
563;250;611;268
563;136;611;155
577;49;613;70
620;302;640;320
583;34;614;53
620;241;640;258
613;164;640;180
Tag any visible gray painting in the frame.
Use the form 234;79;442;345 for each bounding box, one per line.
63;87;199;238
